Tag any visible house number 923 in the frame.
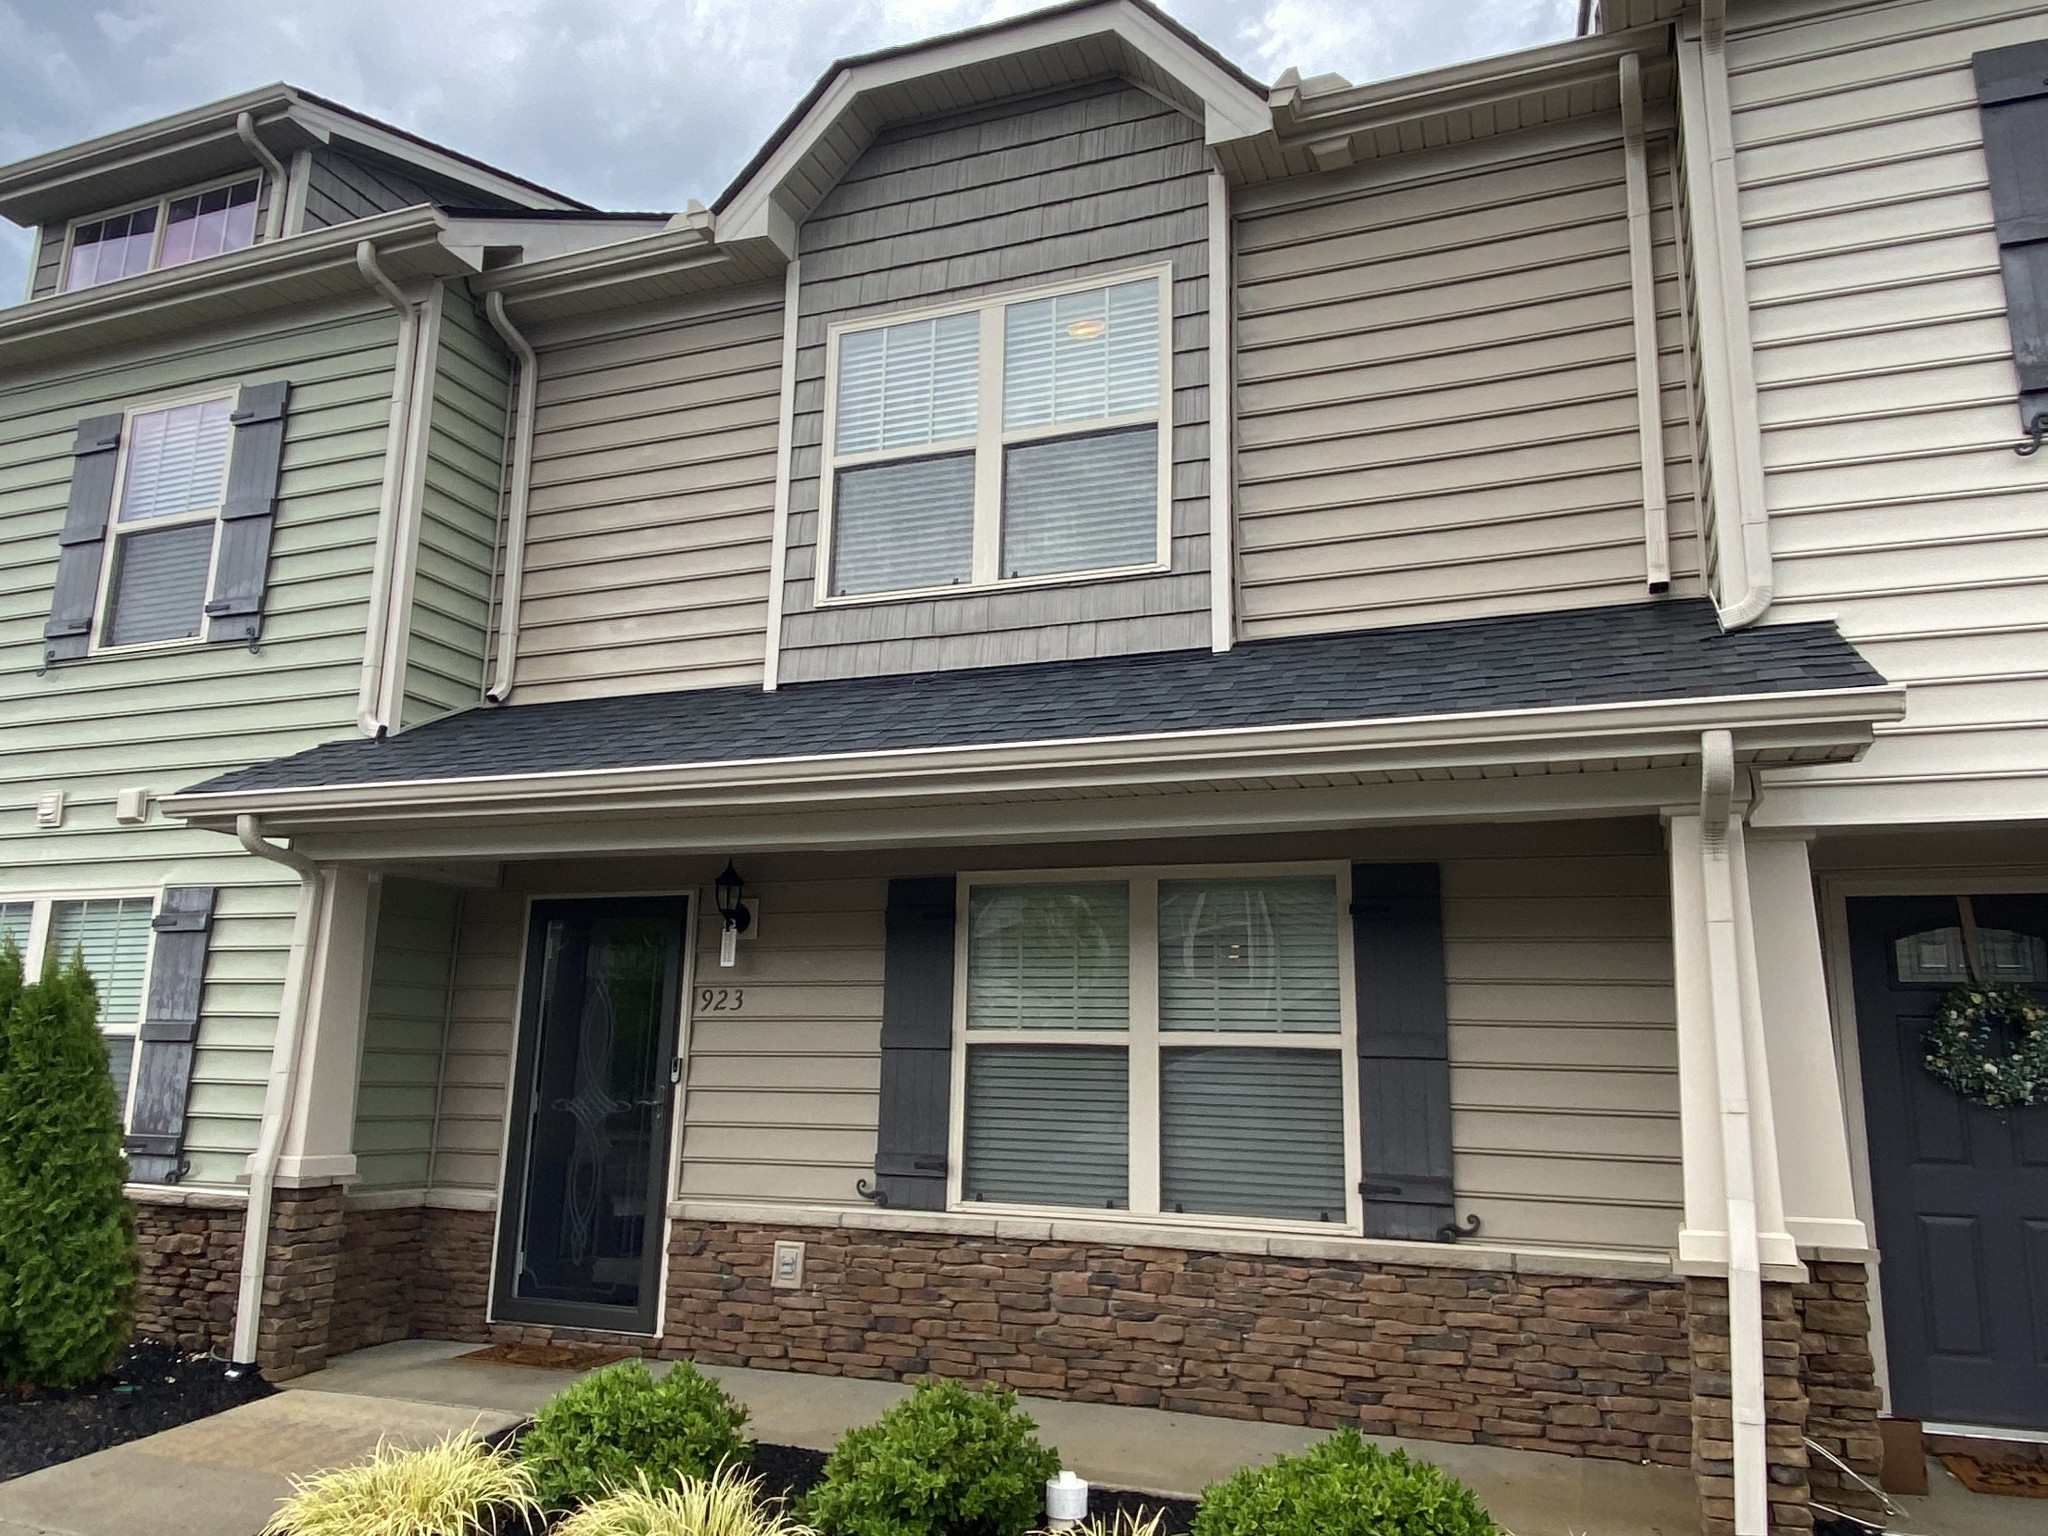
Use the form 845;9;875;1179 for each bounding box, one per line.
698;987;745;1012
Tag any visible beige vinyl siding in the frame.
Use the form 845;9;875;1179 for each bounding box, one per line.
181;878;299;1188
433;823;1678;1257
352;879;461;1192
776;79;1212;682
1724;0;2048;821
1233;121;1703;637
401;287;508;726
507;287;784;703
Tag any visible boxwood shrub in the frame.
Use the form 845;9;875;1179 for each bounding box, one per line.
1191;1430;1498;1536
802;1377;1061;1536
519;1358;752;1509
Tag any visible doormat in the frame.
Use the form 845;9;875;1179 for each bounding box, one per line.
454;1342;638;1371
1938;1454;2048;1499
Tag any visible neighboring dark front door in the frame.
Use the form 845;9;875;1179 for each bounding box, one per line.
1848;894;2048;1429
494;896;687;1333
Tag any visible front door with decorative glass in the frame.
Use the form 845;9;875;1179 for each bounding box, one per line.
493;897;687;1334
1847;893;2048;1430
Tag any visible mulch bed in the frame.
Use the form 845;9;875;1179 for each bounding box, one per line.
0;1338;275;1483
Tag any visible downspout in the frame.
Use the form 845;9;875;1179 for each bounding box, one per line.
228;815;327;1369
234;112;289;244
1691;0;1774;628
482;292;537;704
355;242;422;738
1697;730;1769;1536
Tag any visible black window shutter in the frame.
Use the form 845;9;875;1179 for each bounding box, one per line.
123;887;215;1185
1351;863;1460;1242
866;877;956;1210
204;380;291;646
43;413;125;664
1975;40;2048;438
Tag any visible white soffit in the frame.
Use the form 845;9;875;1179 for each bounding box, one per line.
713;0;1271;254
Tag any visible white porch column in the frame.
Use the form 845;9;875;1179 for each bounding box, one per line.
1744;830;1869;1255
272;867;379;1187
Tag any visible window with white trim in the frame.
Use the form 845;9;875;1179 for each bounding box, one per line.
953;868;1357;1227
1;895;156;1120
98;396;235;649
820;268;1172;601
64;177;261;292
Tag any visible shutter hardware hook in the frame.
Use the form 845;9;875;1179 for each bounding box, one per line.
2017;413;2046;458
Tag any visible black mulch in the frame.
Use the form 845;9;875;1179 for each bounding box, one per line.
0;1339;274;1482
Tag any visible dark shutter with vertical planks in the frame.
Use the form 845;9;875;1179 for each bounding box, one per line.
205;380;291;645
1974;40;2048;439
123;887;215;1185
867;877;956;1210
1351;863;1459;1241
43;413;125;664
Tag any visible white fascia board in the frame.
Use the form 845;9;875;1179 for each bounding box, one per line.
471;224;728;302
717;0;1270;249
0;206;459;372
163;684;1905;833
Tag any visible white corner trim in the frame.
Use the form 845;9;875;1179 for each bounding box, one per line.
762;257;802;692
1619;52;1670;593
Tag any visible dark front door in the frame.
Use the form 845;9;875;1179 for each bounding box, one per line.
494;896;687;1333
1847;894;2048;1429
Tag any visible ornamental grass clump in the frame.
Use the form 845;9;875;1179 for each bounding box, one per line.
1191;1431;1497;1536
555;1466;817;1536
802;1377;1062;1536
262;1434;540;1536
520;1359;753;1510
0;946;137;1389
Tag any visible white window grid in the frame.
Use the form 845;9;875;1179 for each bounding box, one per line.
60;173;265;293
814;263;1177;606
89;389;237;655
2;889;161;1130
945;861;1362;1234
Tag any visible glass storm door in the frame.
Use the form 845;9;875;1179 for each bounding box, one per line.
494;897;686;1333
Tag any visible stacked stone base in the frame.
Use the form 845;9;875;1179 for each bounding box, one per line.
133;1192;245;1353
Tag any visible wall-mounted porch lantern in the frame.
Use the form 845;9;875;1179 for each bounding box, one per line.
714;858;753;967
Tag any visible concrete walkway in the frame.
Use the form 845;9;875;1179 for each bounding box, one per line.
0;1338;2032;1536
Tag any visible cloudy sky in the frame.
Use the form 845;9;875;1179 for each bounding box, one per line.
1;0;1578;299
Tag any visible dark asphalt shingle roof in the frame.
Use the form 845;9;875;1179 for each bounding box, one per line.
187;600;1887;797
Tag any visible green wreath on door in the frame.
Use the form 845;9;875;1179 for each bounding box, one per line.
1923;983;2048;1110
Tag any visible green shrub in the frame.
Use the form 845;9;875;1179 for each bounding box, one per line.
1191;1430;1497;1536
802;1377;1062;1536
0;951;137;1388
520;1359;753;1509
263;1433;539;1536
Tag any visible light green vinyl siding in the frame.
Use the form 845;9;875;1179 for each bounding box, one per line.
401;287;507;727
0;295;408;1186
352;878;461;1191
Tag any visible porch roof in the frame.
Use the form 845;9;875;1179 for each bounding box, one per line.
185;600;1886;803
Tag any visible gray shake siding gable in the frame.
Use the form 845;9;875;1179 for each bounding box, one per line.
777;79;1214;682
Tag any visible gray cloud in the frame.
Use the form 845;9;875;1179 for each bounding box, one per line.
0;0;1576;301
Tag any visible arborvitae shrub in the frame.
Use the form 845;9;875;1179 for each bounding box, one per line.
0;951;137;1387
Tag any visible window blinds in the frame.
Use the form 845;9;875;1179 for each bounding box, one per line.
47;897;154;1026
964;1045;1129;1207
119;399;234;524
1160;1047;1348;1222
105;521;216;646
1001;426;1158;579
1003;278;1159;430
968;883;1130;1031
831;453;975;596
835;312;979;456
0;902;30;955
1158;877;1342;1033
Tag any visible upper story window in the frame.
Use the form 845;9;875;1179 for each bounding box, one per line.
820;267;1171;601
64;177;260;293
99;396;235;649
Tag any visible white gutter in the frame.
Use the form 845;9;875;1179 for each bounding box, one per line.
482;292;537;704
228;814;327;1369
234;111;288;244
354;242;423;738
1697;728;1768;1536
1682;0;1774;629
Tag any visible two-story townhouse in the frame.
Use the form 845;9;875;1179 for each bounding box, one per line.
0;86;663;1370
10;1;2039;1533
